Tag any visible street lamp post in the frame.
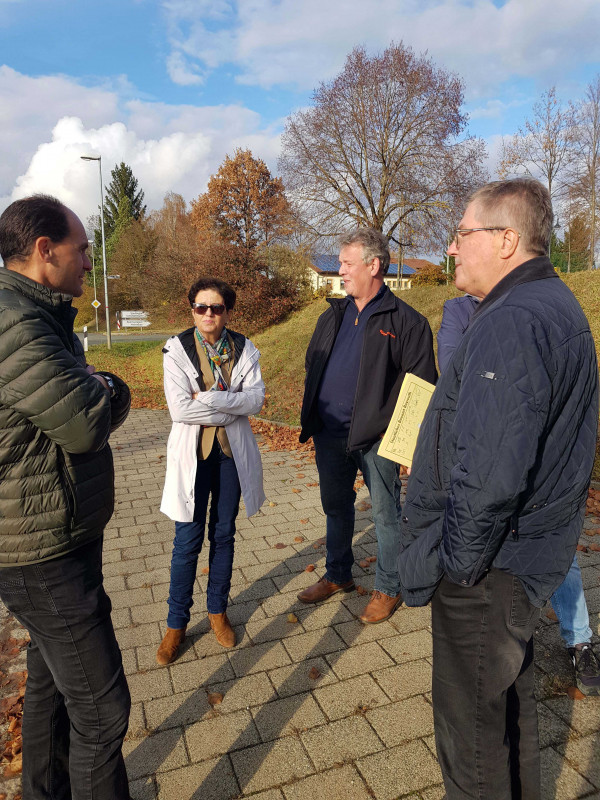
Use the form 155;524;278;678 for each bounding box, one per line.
88;240;99;331
81;155;111;348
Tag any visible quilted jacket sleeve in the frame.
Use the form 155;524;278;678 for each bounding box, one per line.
163;348;236;426
437;298;477;373
439;306;552;585
0;308;112;454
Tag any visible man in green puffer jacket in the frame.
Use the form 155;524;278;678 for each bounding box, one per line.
0;195;132;799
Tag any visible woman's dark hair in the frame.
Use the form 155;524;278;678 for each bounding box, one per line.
188;277;236;310
0;195;70;266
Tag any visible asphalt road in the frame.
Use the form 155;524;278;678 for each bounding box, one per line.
75;331;169;345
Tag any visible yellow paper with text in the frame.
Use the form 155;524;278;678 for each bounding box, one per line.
379;373;435;468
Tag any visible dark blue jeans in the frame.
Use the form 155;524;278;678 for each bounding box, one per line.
0;537;131;800
313;429;402;596
167;443;241;627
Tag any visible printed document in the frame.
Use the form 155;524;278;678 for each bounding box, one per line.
380;373;435;467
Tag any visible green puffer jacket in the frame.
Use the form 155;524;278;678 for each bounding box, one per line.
0;269;131;565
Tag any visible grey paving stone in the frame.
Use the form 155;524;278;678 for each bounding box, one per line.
156;755;239;800
268;656;338;698
230;738;314;794
282;627;346;662
170;652;235;692
325;640;395;679
313;673;389;721
379;629;433;663
126;568;171;589
356;739;442;800
282;765;372;800
373;659;432;701
128;667;173;702
123;728;188;779
295;601;354;632
252;692;326;741
301;716;383;770
540;745;596;799
543;695;600;736
132;602;170;625
229;640;292;677
185;708;260;762
554;732;600;789
206;672;277;712
244;613;306;644
230;578;279;603
366;695;434;747
116;622;161;649
334;618;400;647
537;702;573;748
144;689;213;732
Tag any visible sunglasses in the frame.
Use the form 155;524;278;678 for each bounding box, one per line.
192;303;226;316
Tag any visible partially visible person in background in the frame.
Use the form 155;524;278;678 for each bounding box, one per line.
0;195;132;799
158;277;265;664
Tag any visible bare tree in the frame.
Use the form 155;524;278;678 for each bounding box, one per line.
499;87;574;202
570;76;600;268
279;43;487;250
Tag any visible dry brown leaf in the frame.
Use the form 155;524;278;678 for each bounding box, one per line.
305;564;316;572
367;556;377;563
589;543;600;552
567;686;586;700
294;536;304;543
207;692;224;706
292;488;301;494
312;543;320;550
274;542;287;549
296;473;305;479
300;519;308;525
359;560;369;568
308;667;321;680
287;613;298;624
546;609;558;621
305;482;319;487
577;544;589;552
269;501;277;507
201;566;209;575
356;585;368;596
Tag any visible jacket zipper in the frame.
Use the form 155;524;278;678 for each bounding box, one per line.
433;410;442;490
57;449;77;530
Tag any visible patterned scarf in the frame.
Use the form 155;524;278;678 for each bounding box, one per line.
195;328;232;391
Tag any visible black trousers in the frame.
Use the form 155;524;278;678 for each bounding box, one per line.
0;538;131;800
432;569;540;800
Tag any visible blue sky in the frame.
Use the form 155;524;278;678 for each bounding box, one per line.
1;0;600;228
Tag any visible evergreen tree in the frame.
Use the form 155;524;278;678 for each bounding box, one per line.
94;162;146;252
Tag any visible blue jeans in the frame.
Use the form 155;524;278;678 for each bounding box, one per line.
0;538;131;800
313;430;402;597
167;443;241;627
550;555;592;647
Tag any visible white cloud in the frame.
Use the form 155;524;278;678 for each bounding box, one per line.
0;69;283;223
160;0;600;97
166;51;205;86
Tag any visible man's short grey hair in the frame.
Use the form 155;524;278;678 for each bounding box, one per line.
339;228;391;275
468;178;553;257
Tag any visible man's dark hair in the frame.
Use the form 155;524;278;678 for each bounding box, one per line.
0;195;70;266
339;227;391;275
187;277;236;310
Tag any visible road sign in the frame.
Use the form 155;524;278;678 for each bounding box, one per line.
91;299;101;309
121;310;148;319
122;319;151;328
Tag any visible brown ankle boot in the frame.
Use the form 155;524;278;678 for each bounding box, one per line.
208;612;236;648
156;627;186;665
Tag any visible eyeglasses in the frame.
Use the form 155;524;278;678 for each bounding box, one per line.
192;303;226;315
452;227;517;247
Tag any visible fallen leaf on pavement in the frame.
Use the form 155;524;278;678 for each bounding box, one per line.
359;560;369;568
296;473;305;479
308;667;321;680
294;536;304;543
207;692;224;706
356;585;368;596
576;544;588;552
201;566;209;575
292;488;301;494
305;564;315;572
269;501;277;507
300;519;308;525
567;686;586;700
367;556;377;563
287;613;298;624
546;609;558;621
274;543;287;549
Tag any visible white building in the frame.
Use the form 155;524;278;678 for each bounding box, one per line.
309;254;417;294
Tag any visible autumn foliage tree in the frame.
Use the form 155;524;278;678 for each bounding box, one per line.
279;43;487;250
190;149;292;251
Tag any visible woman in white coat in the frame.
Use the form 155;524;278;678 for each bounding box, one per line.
157;277;265;664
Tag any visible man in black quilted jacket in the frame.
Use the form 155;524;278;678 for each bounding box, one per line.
398;179;599;799
0;196;132;799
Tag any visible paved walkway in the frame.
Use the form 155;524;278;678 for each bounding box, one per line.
5;409;600;798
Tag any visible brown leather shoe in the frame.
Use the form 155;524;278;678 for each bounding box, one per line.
297;576;355;604
359;590;402;624
209;612;236;648
156;626;186;665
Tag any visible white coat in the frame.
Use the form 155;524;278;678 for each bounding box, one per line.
160;332;266;521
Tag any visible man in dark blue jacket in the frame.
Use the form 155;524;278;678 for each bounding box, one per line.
298;228;437;623
399;179;599;799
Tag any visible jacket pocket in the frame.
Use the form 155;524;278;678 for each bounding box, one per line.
510;576;539;628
